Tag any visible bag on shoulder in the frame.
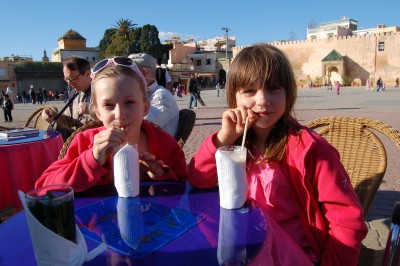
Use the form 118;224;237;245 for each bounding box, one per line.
5;100;13;110
155;67;167;87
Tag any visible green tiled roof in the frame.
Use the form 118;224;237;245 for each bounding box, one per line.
58;29;86;41
322;50;343;61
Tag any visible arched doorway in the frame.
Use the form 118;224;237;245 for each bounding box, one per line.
328;66;341;85
218;69;227;85
322;50;344;85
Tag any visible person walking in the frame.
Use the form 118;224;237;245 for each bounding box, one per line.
1;94;13;122
377;77;383;92
177;83;183;98
21;89;27;104
336;81;341;95
216;82;222;97
188;73;198;109
29;86;36;104
43;88;48;103
37;88;44;104
365;79;371;91
5;87;15;109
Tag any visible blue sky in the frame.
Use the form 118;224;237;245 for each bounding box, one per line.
2;0;399;61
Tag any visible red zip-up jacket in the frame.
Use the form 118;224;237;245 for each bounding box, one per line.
36;121;187;192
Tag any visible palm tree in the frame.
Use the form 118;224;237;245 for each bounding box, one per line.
113;19;137;41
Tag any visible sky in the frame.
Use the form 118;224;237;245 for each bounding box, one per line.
1;0;399;61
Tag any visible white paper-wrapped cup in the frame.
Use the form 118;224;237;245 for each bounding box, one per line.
117;197;144;249
114;143;140;197
215;146;248;209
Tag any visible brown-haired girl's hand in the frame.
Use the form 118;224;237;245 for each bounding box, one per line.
139;152;165;179
216;107;257;147
92;127;127;165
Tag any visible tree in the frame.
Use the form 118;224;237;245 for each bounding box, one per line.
98;20;165;60
105;34;130;57
140;24;162;58
98;29;117;59
113;19;137;40
127;28;141;54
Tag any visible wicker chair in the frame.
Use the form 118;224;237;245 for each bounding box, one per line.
306;117;400;217
174;109;196;148
58;120;103;160
24;105;58;130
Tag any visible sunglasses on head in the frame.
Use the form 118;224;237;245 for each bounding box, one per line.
91;57;146;87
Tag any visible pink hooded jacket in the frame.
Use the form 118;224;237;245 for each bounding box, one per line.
188;125;368;265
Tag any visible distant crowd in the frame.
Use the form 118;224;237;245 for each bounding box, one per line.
1;86;69;105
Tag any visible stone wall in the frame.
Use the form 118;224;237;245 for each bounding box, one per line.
233;33;400;86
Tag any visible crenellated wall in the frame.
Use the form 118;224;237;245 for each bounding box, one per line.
233;33;400;86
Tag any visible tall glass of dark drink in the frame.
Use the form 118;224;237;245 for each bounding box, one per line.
25;185;76;243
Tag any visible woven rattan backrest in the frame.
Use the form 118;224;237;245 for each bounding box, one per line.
306;117;400;217
175;109;196;148
24;105;58;130
58;120;103;160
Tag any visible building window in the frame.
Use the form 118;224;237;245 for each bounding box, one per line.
196;60;201;66
206;59;211;65
0;69;5;77
327;33;334;38
379;42;385;51
92;57;95;61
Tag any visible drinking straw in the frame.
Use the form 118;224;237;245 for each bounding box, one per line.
241;117;250;149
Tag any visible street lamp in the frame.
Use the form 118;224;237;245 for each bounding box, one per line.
221;27;230;61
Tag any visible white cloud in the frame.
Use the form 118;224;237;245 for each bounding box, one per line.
159;31;204;42
158;31;178;41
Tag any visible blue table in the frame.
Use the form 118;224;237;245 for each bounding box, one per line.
0;182;267;265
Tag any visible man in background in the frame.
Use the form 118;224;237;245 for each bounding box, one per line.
156;58;173;93
41;56;93;140
129;53;179;137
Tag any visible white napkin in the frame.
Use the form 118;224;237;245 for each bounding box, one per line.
117;197;144;249
217;207;248;264
113;143;140;197
215;146;248;209
18;191;106;266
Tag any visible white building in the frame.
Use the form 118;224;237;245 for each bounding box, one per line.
307;16;358;40
51;30;99;63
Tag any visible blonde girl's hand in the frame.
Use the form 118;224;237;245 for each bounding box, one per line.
216;107;257;147
139;152;165;179
92;127;127;165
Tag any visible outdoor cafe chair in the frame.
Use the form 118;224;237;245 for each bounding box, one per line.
24;105;58;130
306;116;400;218
58;119;104;160
174;109;196;148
